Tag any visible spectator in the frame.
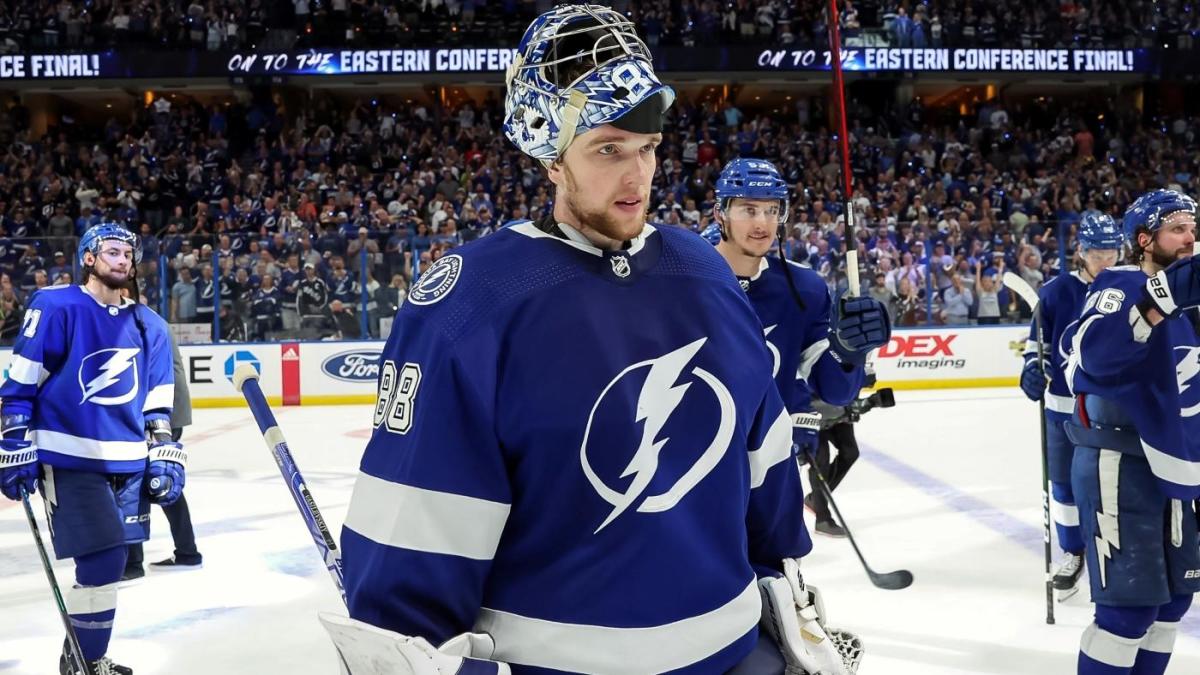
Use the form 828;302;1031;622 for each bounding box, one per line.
297;262;330;332
942;272;974;325
0;273;23;345
195;264;216;325
975;261;1004;325
346;226;380;275
279;254;303;331
868;271;895;320
249;274;281;340
171;266;198;323
376;272;407;318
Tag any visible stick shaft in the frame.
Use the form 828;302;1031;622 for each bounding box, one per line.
21;487;88;671
1001;271;1055;622
239;376;347;605
827;0;859;295
1034;307;1056;624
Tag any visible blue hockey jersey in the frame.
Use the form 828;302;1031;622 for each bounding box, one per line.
1064;266;1200;499
341;221;811;674
0;285;173;474
1026;271;1089;415
739;257;864;417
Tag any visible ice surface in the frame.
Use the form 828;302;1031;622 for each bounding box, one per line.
1;389;1196;673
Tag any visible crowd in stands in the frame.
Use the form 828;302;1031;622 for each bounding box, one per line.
0;78;1193;343
0;0;1195;54
864;0;1200;50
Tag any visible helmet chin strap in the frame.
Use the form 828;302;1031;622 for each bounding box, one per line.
552;90;590;163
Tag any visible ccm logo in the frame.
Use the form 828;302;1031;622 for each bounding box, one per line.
877;335;957;358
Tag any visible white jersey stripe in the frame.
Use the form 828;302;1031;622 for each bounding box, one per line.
748;409;793;489
143;383;174;412
1142;439;1200;488
476;579;759;673
7;354;48;386
32;429;147;462
343;471;510;561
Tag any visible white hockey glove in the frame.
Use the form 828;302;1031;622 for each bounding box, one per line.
758;558;863;675
319;612;512;675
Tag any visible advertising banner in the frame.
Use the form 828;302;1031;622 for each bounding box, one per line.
0;326;1025;411
871;325;1026;390
0;47;1160;81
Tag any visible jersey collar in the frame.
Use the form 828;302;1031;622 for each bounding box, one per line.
737;257;771;288
78;285;135;308
510;220;655;257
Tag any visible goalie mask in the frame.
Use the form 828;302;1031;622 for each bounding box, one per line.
503;4;675;164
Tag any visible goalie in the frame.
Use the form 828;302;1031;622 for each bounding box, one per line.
329;4;860;674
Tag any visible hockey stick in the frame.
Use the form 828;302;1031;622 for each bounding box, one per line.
1002;271;1055;625
827;0;859;297
20;485;88;674
804;452;913;590
233;364;347;605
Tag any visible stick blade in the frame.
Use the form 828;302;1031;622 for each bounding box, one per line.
870;569;914;590
1002;271;1039;311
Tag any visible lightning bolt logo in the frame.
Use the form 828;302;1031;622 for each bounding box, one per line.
1175;346;1200;417
1094;450;1122;589
595;339;701;532
78;347;140;406
581;338;737;534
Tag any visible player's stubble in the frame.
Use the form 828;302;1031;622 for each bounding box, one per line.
89;255;132;291
559;161;647;242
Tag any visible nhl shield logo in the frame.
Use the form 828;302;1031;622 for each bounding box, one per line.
609;255;631;278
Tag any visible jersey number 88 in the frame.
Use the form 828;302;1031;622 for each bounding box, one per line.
373;360;422;435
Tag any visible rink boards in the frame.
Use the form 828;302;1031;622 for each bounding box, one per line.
0;325;1028;408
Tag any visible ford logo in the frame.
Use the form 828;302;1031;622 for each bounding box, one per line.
321;350;382;383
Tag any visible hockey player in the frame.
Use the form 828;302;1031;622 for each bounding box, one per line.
1018;211;1124;598
1061;189;1200;675
0;223;185;675
703;158;890;537
335;5;856;674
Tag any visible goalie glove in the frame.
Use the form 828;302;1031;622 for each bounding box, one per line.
758;558;863;675
319;612;511;675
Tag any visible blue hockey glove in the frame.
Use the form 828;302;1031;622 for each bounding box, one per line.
1019;357;1049;402
1145;255;1200;320
792;411;821;466
830;296;892;367
147;442;187;505
0;439;38;501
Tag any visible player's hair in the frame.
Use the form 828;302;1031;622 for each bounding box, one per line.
1126;225;1151;265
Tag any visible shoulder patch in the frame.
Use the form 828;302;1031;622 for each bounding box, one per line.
408;254;464;306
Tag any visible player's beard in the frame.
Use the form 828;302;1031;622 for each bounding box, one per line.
1147;240;1190;269
561;164;646;242
91;265;131;291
